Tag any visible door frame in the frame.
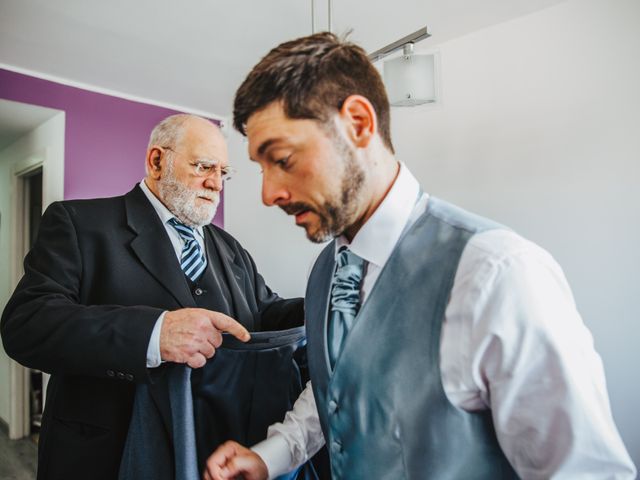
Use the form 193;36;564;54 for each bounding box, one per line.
7;145;60;439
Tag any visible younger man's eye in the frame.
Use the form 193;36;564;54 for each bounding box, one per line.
275;155;292;169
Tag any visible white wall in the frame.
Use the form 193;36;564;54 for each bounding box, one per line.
392;0;640;464
224;129;325;299
0;111;64;426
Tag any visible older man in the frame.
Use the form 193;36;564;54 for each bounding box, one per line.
1;114;306;479
205;33;636;479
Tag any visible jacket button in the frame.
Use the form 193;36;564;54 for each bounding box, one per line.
107;370;115;377
125;374;134;382
328;400;338;414
116;372;125;380
194;288;204;296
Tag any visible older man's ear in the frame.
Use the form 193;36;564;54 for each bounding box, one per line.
144;147;165;184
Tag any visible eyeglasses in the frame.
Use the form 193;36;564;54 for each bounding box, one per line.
159;146;236;182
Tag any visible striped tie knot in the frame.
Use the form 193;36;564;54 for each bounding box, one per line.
168;217;197;241
168;218;207;282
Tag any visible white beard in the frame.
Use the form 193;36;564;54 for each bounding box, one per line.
158;160;220;227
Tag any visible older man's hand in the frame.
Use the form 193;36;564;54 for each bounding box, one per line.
204;440;268;480
160;308;250;368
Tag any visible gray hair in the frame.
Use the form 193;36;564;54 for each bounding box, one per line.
147;113;195;151
145;114;204;174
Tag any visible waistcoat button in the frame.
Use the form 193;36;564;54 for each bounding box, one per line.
331;440;342;454
194;288;204;296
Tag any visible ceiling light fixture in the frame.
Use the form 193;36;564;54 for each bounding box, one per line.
369;27;436;107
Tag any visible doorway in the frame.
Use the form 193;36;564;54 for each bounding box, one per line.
0;99;64;440
8;161;45;440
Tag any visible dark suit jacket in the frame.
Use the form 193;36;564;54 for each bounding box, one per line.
0;185;302;480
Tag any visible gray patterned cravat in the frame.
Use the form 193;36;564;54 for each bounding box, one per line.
328;247;365;368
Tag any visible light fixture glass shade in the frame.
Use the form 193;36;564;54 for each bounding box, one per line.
384;53;435;106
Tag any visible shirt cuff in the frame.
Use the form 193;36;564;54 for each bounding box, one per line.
251;434;294;480
146;312;166;368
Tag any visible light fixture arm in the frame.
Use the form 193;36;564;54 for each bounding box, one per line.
311;0;333;34
368;27;431;62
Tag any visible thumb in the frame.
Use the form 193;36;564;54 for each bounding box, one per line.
224;454;264;479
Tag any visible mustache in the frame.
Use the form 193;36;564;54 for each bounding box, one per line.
280;202;316;216
195;190;219;201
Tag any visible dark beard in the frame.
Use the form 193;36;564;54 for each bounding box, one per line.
280;150;366;243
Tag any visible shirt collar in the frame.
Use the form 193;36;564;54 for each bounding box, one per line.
139;180;205;238
336;162;423;268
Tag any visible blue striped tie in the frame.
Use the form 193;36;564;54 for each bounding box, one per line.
168;218;207;282
328;247;365;368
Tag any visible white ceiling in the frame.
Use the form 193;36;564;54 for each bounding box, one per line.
0;0;566;118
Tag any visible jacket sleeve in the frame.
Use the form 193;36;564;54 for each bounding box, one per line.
239;246;304;332
0;201;162;383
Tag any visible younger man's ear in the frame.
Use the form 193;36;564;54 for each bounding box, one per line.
339;95;377;148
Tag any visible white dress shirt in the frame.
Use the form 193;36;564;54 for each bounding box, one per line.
253;164;636;479
139;180;207;368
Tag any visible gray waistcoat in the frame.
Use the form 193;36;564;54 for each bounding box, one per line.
305;197;519;479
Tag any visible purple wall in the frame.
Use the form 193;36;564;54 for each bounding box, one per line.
0;68;223;226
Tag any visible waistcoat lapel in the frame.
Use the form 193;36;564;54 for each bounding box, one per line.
305;241;339;439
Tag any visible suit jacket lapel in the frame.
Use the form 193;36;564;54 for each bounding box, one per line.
125;186;196;309
145;366;174;443
125;186;194;439
204;226;247;320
